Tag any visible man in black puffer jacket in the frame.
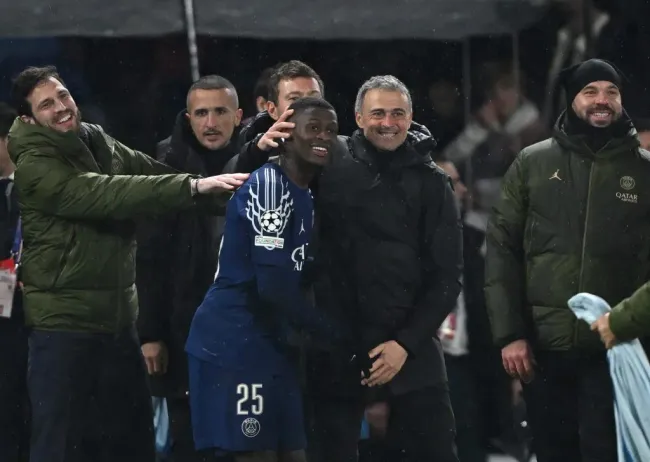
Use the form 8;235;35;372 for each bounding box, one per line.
136;75;243;462
231;76;462;462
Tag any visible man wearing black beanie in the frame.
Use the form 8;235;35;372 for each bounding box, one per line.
485;58;650;462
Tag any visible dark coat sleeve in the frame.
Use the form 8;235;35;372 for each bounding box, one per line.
223;134;274;174
136;215;175;345
395;169;463;355
136;139;177;345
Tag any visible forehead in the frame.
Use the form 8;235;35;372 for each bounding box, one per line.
581;81;619;92
293;107;337;126
30;77;67;101
362;89;410;112
187;88;237;110
277;77;321;96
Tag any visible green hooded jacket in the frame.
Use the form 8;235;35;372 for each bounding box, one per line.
8;120;220;333
485;114;650;351
609;281;650;342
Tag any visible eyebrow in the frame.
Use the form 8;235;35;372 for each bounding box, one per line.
286;90;320;98
370;108;406;112
37;98;53;110
193;106;229;113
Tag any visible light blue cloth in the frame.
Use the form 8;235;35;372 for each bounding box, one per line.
568;293;650;462
152;397;173;456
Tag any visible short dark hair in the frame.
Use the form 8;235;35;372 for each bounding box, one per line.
268;61;325;105
11;65;66;117
186;75;239;108
287;97;335;117
253;67;276;100
0;103;17;139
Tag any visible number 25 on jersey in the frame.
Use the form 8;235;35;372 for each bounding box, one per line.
236;383;264;416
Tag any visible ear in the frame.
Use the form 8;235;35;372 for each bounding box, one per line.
256;96;267;113
355;112;364;129
20;115;35;125
235;108;243;127
267;101;279;121
184;111;190;123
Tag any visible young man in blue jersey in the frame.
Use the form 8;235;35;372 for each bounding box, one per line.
185;97;340;462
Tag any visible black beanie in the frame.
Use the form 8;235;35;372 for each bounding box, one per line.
559;59;623;105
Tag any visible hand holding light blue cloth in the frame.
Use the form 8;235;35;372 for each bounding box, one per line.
568;293;650;462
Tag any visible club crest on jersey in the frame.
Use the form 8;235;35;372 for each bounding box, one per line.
247;170;293;250
241;417;261;437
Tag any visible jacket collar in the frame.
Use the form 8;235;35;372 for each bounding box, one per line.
350;121;437;168
552;110;640;159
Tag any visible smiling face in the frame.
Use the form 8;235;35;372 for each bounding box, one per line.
285;107;338;167
571;80;623;128
23;77;81;133
355;89;412;151
186;88;242;150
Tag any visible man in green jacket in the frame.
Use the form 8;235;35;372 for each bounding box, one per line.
591;281;650;349
485;59;650;462
8;65;248;462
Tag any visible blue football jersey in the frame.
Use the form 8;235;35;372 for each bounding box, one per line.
186;163;319;374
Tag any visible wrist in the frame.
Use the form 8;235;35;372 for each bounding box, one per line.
255;133;271;152
190;178;200;196
394;339;411;357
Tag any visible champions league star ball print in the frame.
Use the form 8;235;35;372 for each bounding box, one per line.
260;211;283;233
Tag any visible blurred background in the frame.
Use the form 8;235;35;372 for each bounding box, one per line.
2;0;648;155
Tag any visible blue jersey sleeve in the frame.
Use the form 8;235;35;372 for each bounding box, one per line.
235;167;339;341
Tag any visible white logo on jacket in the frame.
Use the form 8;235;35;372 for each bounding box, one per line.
620;176;635;190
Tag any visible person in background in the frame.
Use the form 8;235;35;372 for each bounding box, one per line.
136;74;243;462
426;79;464;151
229;60;324;174
443;62;545;215
436;160;488;462
9;65;247;462
485;58;650;462
241;66;276;127
0;101;29;462
185;97;341;462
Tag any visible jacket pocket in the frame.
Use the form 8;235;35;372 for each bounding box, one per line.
50;227;76;289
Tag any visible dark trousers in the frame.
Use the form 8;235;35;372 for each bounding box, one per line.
0;318;29;461
163;396;231;462
445;354;488;462
522;351;617;462
28;328;155;462
307;384;459;462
